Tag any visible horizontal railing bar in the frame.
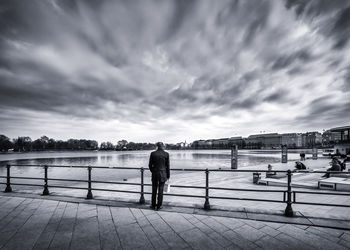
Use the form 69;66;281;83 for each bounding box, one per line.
210;196;285;203
209;187;286;192
48;178;87;183
10;176;44;180
293;191;350;196
91;188;141;194
3;164;348;174
91;180;141;186
8;164;142;170
44;185;88;190
163;193;206;198
293;201;350;207
9;183;43;187
171;185;204;189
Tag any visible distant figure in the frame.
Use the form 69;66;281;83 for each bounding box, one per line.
300;152;306;161
266;164;276;177
149;142;170;210
295;161;306;170
322;157;341;178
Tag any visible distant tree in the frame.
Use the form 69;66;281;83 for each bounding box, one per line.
13;136;32;152
0;135;13;152
100;142;115;150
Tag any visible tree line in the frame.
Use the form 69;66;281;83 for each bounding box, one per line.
0;134;183;152
0;135;98;152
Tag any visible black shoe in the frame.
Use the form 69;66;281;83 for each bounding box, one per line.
156;206;163;211
150;205;156;210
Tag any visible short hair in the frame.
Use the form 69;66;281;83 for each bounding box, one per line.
156;142;164;148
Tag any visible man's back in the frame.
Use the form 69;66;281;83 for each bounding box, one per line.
149;149;170;182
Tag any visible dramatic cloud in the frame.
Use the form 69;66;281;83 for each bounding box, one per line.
0;0;349;143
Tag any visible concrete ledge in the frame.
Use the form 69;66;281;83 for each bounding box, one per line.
2;191;350;231
318;177;350;191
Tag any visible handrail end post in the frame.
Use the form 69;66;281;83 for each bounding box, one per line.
284;169;294;217
42;165;49;196
4;164;12;193
4;185;12;193
139;167;145;204
42;187;49;196
204;199;210;210
86;166;93;199
139;195;145;204
203;168;210;210
86;190;93;199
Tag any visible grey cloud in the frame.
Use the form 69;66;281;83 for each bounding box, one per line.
271;49;314;71
285;0;350;50
264;90;287;103
296;94;350;127
343;67;350;92
332;6;350;49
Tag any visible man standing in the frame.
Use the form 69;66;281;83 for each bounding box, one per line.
149;142;170;210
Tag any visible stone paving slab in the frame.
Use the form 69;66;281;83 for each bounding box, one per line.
0;195;349;249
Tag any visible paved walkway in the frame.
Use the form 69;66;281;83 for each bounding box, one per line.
0;194;349;250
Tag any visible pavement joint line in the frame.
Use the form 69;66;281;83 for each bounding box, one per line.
67;202;79;250
145;210;191;249
44;201;68;250
95;206;103;250
298;211;316;227
2;192;350;232
131;208;159;250
108;205;124;250
1;198;44;248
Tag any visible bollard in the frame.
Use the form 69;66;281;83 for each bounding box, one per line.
284;170;294;217
203;169;210;210
139;167;145;204
42;165;49;195
4;164;12;192
281;145;288;163
312;147;318;160
231;145;238;169
86;166;93;199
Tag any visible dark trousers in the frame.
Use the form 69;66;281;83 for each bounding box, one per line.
152;178;165;208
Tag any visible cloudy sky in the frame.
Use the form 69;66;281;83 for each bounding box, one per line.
0;0;349;143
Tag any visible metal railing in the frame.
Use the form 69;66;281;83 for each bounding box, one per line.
1;164;350;217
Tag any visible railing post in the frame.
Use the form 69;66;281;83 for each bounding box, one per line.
204;168;210;210
4;164;12;192
139;167;145;204
42;165;49;195
86;166;93;199
284;169;294;217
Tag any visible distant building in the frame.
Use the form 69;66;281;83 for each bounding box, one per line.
322;129;342;146
245;133;281;149
228;136;244;149
212;138;229;149
330;126;350;156
281;133;302;148
302;132;322;147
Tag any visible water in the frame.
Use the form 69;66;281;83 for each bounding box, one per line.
0;149;313;183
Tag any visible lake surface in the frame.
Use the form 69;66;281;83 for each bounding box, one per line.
0;149;318;183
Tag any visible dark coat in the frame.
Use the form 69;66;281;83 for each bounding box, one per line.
149;149;170;182
330;159;341;171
